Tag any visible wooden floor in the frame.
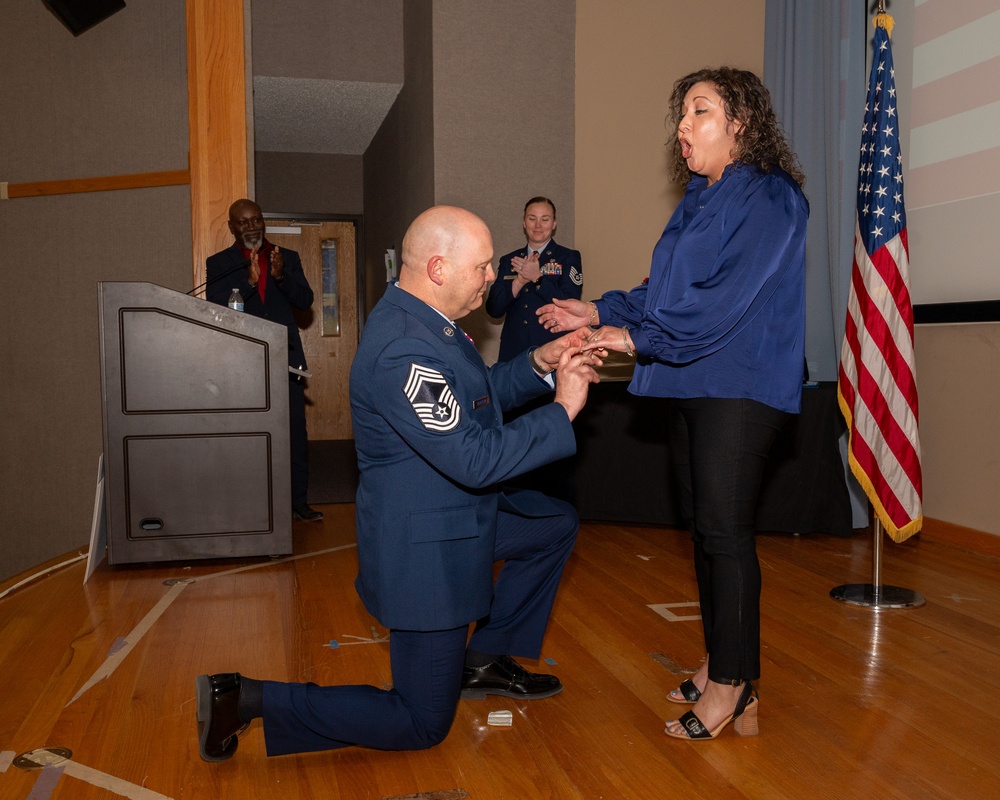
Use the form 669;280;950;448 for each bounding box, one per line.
1;507;998;800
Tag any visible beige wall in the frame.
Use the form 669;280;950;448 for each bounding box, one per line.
572;1;1000;538
363;1;437;318
430;0;576;357
881;2;999;535
251;0;404;83
575;0;766;300
362;0;577;361
0;1;192;582
915;324;1000;535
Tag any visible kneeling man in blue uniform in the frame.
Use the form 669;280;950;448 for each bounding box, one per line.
196;205;602;761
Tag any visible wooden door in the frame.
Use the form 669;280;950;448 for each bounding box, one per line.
266;219;358;440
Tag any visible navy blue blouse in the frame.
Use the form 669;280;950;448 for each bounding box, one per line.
595;163;808;414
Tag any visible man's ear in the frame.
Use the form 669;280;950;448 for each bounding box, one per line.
427;255;446;286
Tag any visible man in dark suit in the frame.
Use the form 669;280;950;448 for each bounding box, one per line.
196;205;601;761
485;196;583;362
206;199;323;522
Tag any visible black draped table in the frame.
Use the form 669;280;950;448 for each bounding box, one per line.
569;379;853;536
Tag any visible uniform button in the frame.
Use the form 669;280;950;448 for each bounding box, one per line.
522;319;528;325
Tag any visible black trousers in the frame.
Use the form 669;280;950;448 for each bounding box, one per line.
288;377;309;508
665;397;789;682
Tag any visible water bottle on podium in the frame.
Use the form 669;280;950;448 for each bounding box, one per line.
227;288;243;312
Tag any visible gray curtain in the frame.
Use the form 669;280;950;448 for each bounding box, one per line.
763;0;867;382
764;0;869;526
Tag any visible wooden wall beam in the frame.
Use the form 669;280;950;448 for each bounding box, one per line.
2;170;190;199
186;0;249;289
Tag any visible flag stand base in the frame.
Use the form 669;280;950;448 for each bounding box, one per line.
829;517;925;609
830;583;925;608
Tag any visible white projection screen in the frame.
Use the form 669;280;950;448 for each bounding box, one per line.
902;0;1000;306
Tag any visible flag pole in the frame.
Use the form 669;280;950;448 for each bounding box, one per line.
830;516;925;608
830;2;925;610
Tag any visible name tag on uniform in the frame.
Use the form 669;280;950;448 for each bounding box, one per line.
473;396;490;409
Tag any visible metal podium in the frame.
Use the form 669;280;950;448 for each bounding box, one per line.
97;282;292;565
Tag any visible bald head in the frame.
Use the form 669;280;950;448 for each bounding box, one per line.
399;206;495;320
229;198;260;219
401;206;490;274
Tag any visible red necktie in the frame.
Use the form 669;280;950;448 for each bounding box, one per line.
257;253;267;302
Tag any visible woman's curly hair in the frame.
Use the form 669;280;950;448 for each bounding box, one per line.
666;66;805;188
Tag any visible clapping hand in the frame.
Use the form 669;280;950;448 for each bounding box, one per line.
269;246;284;281
511;251;542;284
248;245;261;286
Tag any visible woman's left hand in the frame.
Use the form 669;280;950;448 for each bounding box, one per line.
584;325;635;355
537;297;591;331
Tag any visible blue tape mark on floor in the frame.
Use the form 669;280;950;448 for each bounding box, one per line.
25;763;64;800
106;637;129;657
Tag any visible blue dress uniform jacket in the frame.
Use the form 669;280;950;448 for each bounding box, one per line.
485;239;583;362
350;282;577;631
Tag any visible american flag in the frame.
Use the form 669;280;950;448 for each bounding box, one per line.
838;16;923;543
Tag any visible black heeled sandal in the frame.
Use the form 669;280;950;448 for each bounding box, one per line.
667;678;702;704
664;681;758;740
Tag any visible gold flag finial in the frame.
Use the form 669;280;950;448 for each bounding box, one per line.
873;12;894;37
873;1;894;37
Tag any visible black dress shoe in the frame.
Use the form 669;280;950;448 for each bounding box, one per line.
196;673;249;762
293;505;324;522
460;654;563;700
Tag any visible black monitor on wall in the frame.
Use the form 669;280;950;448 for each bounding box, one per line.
43;0;126;36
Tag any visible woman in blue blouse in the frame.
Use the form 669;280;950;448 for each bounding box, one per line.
539;67;807;741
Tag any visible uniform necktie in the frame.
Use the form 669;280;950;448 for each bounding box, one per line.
452;322;474;344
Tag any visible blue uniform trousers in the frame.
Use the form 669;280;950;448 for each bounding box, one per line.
260;498;577;756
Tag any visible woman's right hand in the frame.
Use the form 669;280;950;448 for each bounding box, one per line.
537;298;593;332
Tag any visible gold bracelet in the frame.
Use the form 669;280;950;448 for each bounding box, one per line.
588;301;598;326
622;327;634;357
